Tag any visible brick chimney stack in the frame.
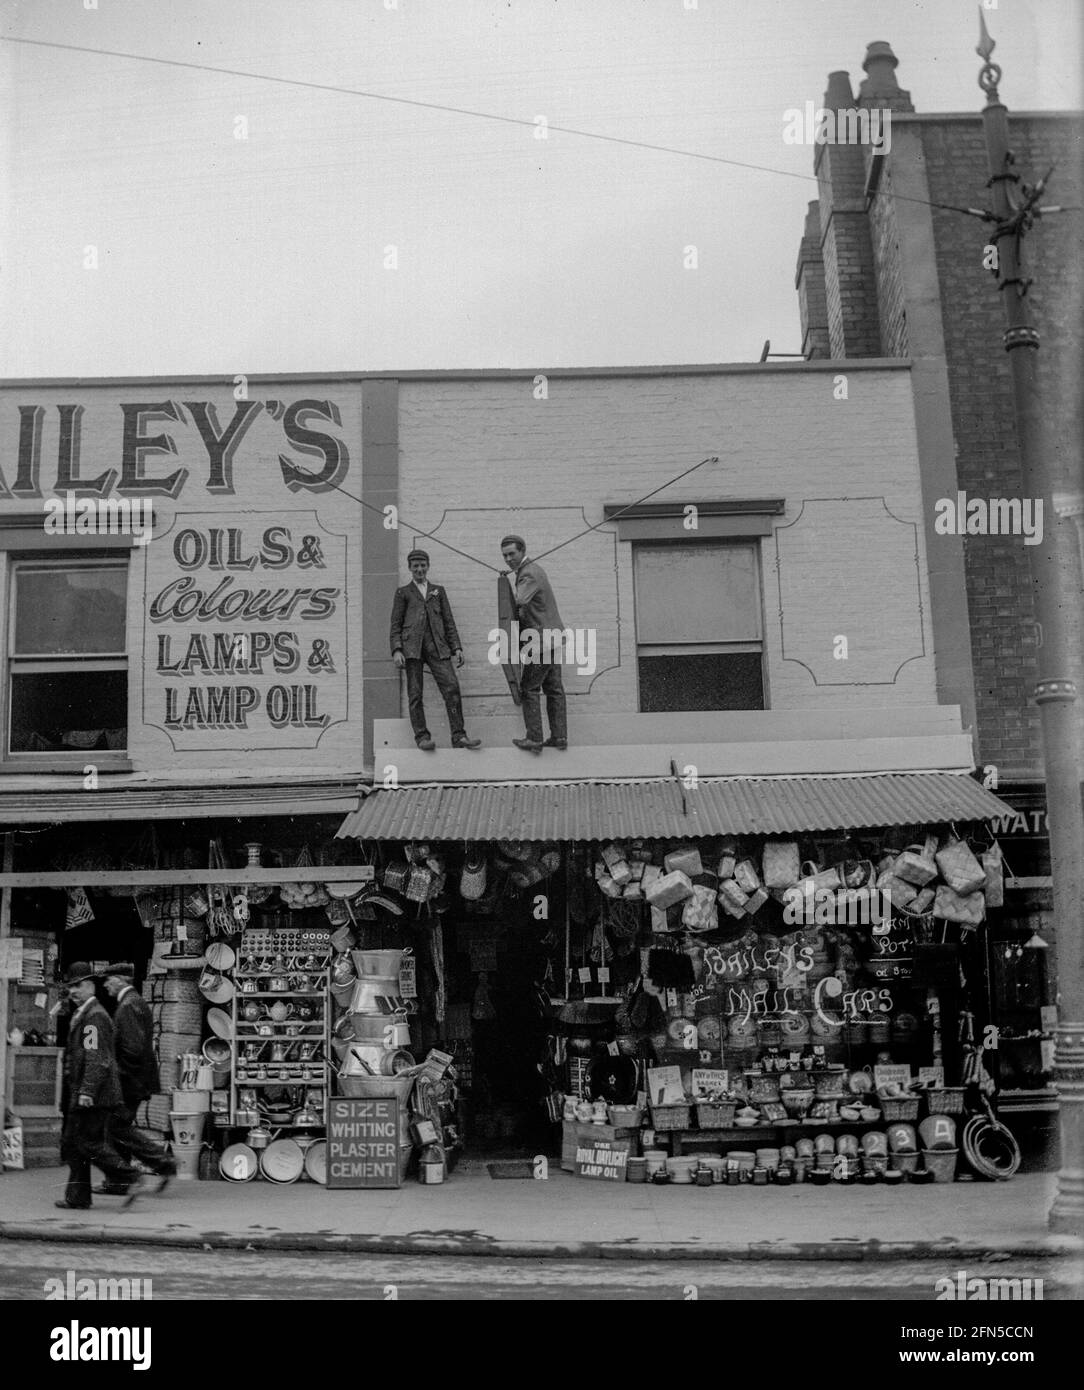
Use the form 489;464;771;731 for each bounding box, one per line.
794;201;830;359
814;68;881;357
858;41;915;112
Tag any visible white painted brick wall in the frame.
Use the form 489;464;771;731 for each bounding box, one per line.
395;368;937;721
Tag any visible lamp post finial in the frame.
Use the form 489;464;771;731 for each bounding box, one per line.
977;8;1002;97
976;9;996;63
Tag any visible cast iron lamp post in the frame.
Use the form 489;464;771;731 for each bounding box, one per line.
976;13;1084;1233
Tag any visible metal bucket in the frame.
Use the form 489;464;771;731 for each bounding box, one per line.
220;1143;258;1182
347;1015;411;1047
172;1140;202;1181
336;1072;415;1104
349;976;402;1014
169;1112;206;1147
304;1139;327;1185
351;949;407;978
260;1138;305;1184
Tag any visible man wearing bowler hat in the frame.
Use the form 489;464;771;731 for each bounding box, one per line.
55;963;139;1209
389;549;482;751
98;963;175;1194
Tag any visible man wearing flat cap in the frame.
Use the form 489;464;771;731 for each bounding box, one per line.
55;962;139;1209
99;963;175;1194
390;549;481;751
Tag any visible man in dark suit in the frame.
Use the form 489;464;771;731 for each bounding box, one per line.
55;963;139;1210
98;962;176;1195
500;535;568;752
390;549;482;751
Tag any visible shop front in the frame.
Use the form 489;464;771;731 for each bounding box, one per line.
333;758;1027;1188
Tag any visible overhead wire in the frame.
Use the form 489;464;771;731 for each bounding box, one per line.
2;35;991;219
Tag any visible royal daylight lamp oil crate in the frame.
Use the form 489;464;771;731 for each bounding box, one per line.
561;1119;639;1173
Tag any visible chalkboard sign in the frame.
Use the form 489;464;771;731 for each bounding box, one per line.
327;1097;401;1189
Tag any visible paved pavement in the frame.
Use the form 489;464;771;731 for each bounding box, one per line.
1;1163;1080;1261
3;1238;1079;1300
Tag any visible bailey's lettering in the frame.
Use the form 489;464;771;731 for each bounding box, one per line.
4;398;350;497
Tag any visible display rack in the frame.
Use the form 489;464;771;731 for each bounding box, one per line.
229;929;332;1127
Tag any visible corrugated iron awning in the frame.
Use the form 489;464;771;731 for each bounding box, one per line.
336;773;1015;842
0;778;361;826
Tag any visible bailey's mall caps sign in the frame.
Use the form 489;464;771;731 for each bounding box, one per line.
1;398;351;496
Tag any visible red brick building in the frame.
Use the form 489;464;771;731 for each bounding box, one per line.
796;42;1084;1120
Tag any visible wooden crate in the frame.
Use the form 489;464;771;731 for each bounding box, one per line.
17;1116;63;1169
560;1120;638;1172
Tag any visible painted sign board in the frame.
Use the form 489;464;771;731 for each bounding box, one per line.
327;1097;401;1189
0;381;363;776
573;1138;630;1180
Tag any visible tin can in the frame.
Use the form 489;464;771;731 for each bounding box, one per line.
419;1147;445;1184
695;1169;713;1187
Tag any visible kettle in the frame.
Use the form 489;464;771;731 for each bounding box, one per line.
246;1122;273;1150
293;1102;322;1126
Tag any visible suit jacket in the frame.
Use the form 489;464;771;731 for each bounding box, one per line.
64;998;123;1109
112;987;159;1105
512;559;564;634
389;581;463;661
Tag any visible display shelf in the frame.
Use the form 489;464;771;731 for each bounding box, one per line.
230;959;331;1126
234;991;324;998
233;1078;328;1086
666;1118;914;1156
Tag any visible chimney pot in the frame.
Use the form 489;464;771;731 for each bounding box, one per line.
863;41;899;72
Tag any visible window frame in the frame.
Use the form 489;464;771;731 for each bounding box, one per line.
2;551;132;772
631;536;770;713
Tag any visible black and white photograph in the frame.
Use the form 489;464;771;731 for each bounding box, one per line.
0;0;1081;1342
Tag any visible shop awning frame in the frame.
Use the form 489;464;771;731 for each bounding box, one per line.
336;772;1017;843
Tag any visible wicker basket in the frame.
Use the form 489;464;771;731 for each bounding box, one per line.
889;1150;919;1174
649;1103;692;1131
925;1087;965;1115
922;1148;958;1182
607;1105;643;1129
814;1071;847;1099
878;1095;920;1122
696;1101;737;1128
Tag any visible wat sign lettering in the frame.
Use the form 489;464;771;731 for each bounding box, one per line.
143;515;349;751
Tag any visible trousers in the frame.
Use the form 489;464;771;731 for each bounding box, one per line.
519;660;567;744
61;1108;138;1206
109;1102;175;1176
405;632;466;740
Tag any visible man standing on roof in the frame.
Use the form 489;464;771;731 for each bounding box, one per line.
500;535;568;753
390;549;482;752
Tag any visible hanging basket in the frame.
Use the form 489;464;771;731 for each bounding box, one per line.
460;853;488;901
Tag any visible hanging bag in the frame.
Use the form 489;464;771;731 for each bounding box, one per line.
762;841;801;890
933;884;986;927
206;839;234;939
982;843;1005;908
935;838;987;896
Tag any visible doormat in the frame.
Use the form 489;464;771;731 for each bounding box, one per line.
486;1160;537;1180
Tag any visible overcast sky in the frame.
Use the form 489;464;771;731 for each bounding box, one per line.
2;0;1080;378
